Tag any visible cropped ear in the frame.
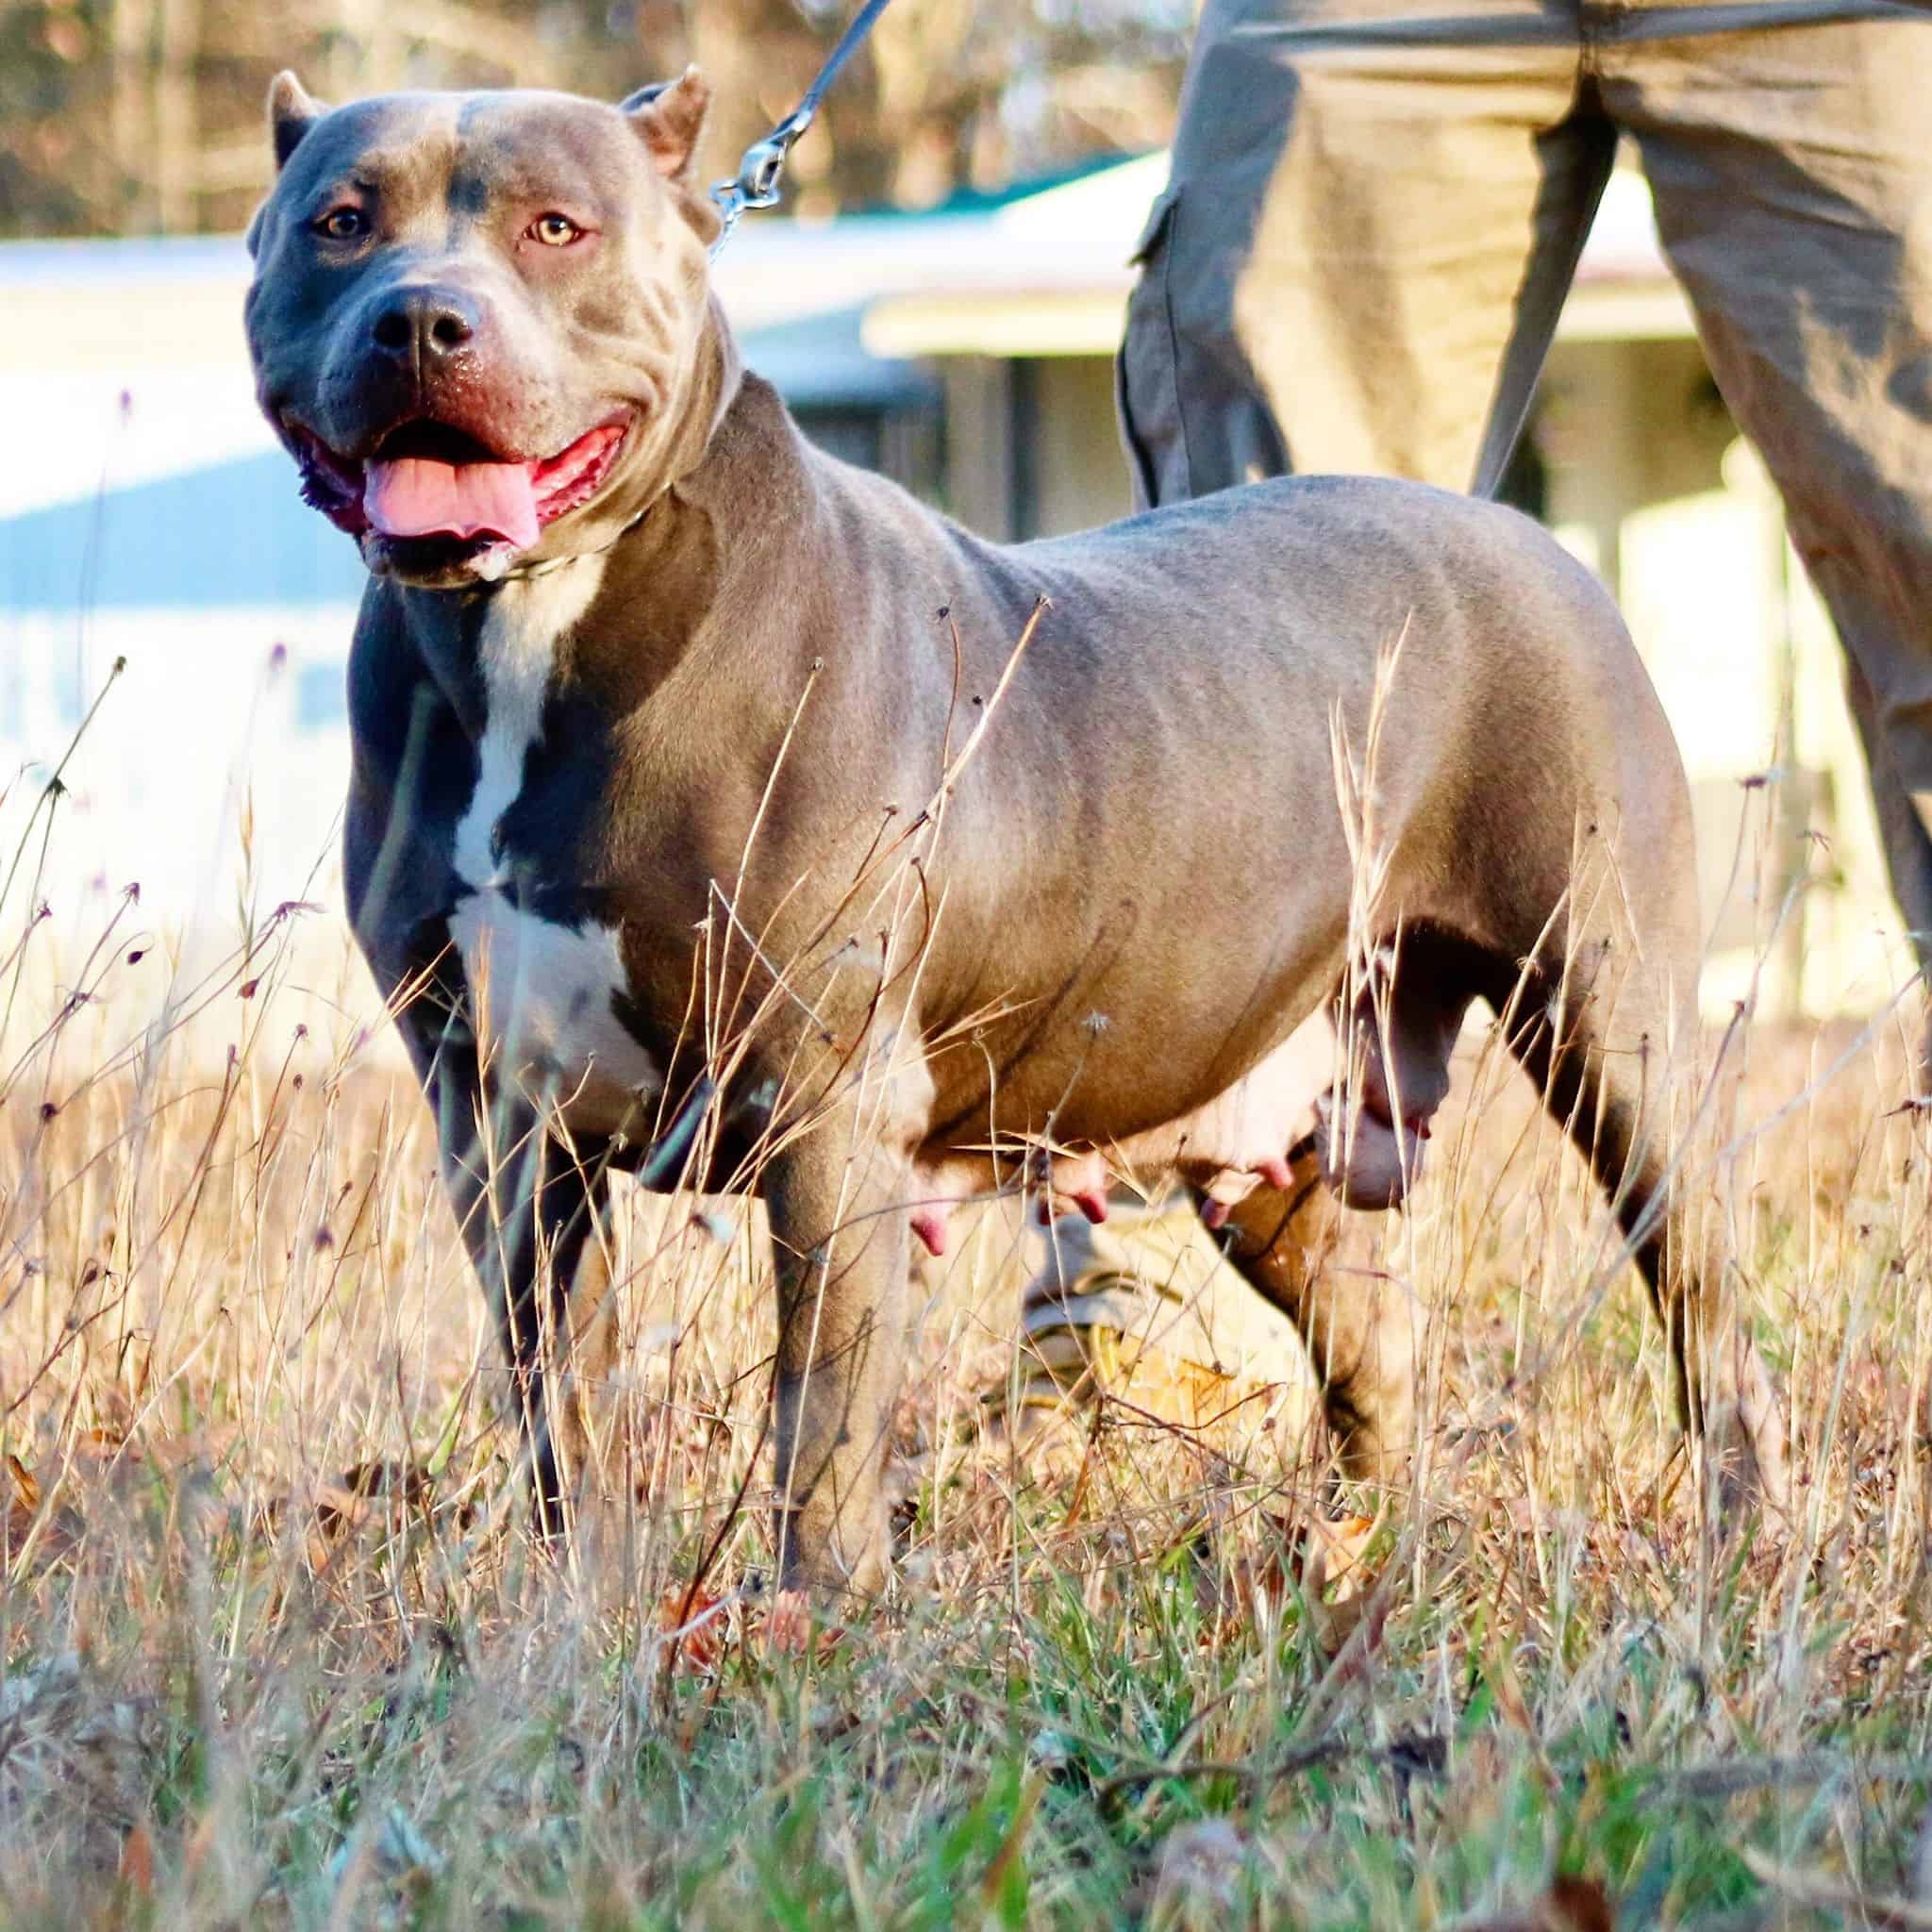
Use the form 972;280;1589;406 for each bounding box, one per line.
622;65;711;185
268;70;327;172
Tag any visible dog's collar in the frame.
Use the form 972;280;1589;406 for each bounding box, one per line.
490;500;653;583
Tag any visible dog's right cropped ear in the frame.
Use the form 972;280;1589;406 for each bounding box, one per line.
267;71;327;173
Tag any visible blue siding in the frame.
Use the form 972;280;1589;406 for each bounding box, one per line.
1;454;366;612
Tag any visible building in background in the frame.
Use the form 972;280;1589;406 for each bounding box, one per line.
0;158;1909;1021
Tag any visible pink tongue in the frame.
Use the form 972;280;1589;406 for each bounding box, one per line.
364;458;541;548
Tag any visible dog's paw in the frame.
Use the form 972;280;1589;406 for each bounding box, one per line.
764;1588;844;1660
1718;1338;1794;1527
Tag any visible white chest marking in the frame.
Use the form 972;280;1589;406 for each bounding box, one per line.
448;559;663;1129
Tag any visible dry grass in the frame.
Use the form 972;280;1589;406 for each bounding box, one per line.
7;779;1932;1929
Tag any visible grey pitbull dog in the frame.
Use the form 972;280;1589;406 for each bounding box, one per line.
244;68;1788;1601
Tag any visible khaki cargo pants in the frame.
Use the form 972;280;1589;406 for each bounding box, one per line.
1119;0;1932;957
1006;0;1932;1448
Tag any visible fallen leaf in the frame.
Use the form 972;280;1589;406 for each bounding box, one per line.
116;1823;155;1895
4;1455;85;1571
1452;1874;1614;1932
658;1582;729;1673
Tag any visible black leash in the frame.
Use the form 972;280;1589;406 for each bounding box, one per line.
708;0;894;257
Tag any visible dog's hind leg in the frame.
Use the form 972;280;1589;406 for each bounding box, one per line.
1200;945;1477;1488
1209;1146;1422;1488
1492;914;1791;1522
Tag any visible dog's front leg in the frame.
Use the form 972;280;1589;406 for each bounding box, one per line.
404;1008;611;1534
762;1109;914;1603
444;1090;610;1533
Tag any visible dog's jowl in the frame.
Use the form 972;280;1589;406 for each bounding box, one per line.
245;66;1789;1605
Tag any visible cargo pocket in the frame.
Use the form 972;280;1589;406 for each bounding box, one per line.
1115;187;1190;510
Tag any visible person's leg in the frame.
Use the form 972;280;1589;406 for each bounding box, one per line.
1117;0;1610;506
1606;14;1932;1041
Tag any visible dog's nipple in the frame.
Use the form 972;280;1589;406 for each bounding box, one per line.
910;1204;950;1258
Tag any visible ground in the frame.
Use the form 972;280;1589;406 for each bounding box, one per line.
4;883;1932;1929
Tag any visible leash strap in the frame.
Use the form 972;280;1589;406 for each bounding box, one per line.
708;0;894;257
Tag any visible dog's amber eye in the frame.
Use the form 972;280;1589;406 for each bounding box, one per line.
314;206;368;241
530;212;582;247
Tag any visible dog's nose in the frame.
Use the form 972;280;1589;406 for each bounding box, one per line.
369;290;477;365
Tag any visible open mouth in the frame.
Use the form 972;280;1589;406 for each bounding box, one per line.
290;414;632;554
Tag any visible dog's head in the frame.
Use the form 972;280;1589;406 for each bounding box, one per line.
244;71;733;589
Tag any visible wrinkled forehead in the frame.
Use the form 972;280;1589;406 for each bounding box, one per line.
284;91;646;218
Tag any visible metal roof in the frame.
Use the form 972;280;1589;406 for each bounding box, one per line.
0;149;1674;369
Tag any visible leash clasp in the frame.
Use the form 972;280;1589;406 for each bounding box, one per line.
743;108;812;207
710;108;813;257
706;0;891;258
